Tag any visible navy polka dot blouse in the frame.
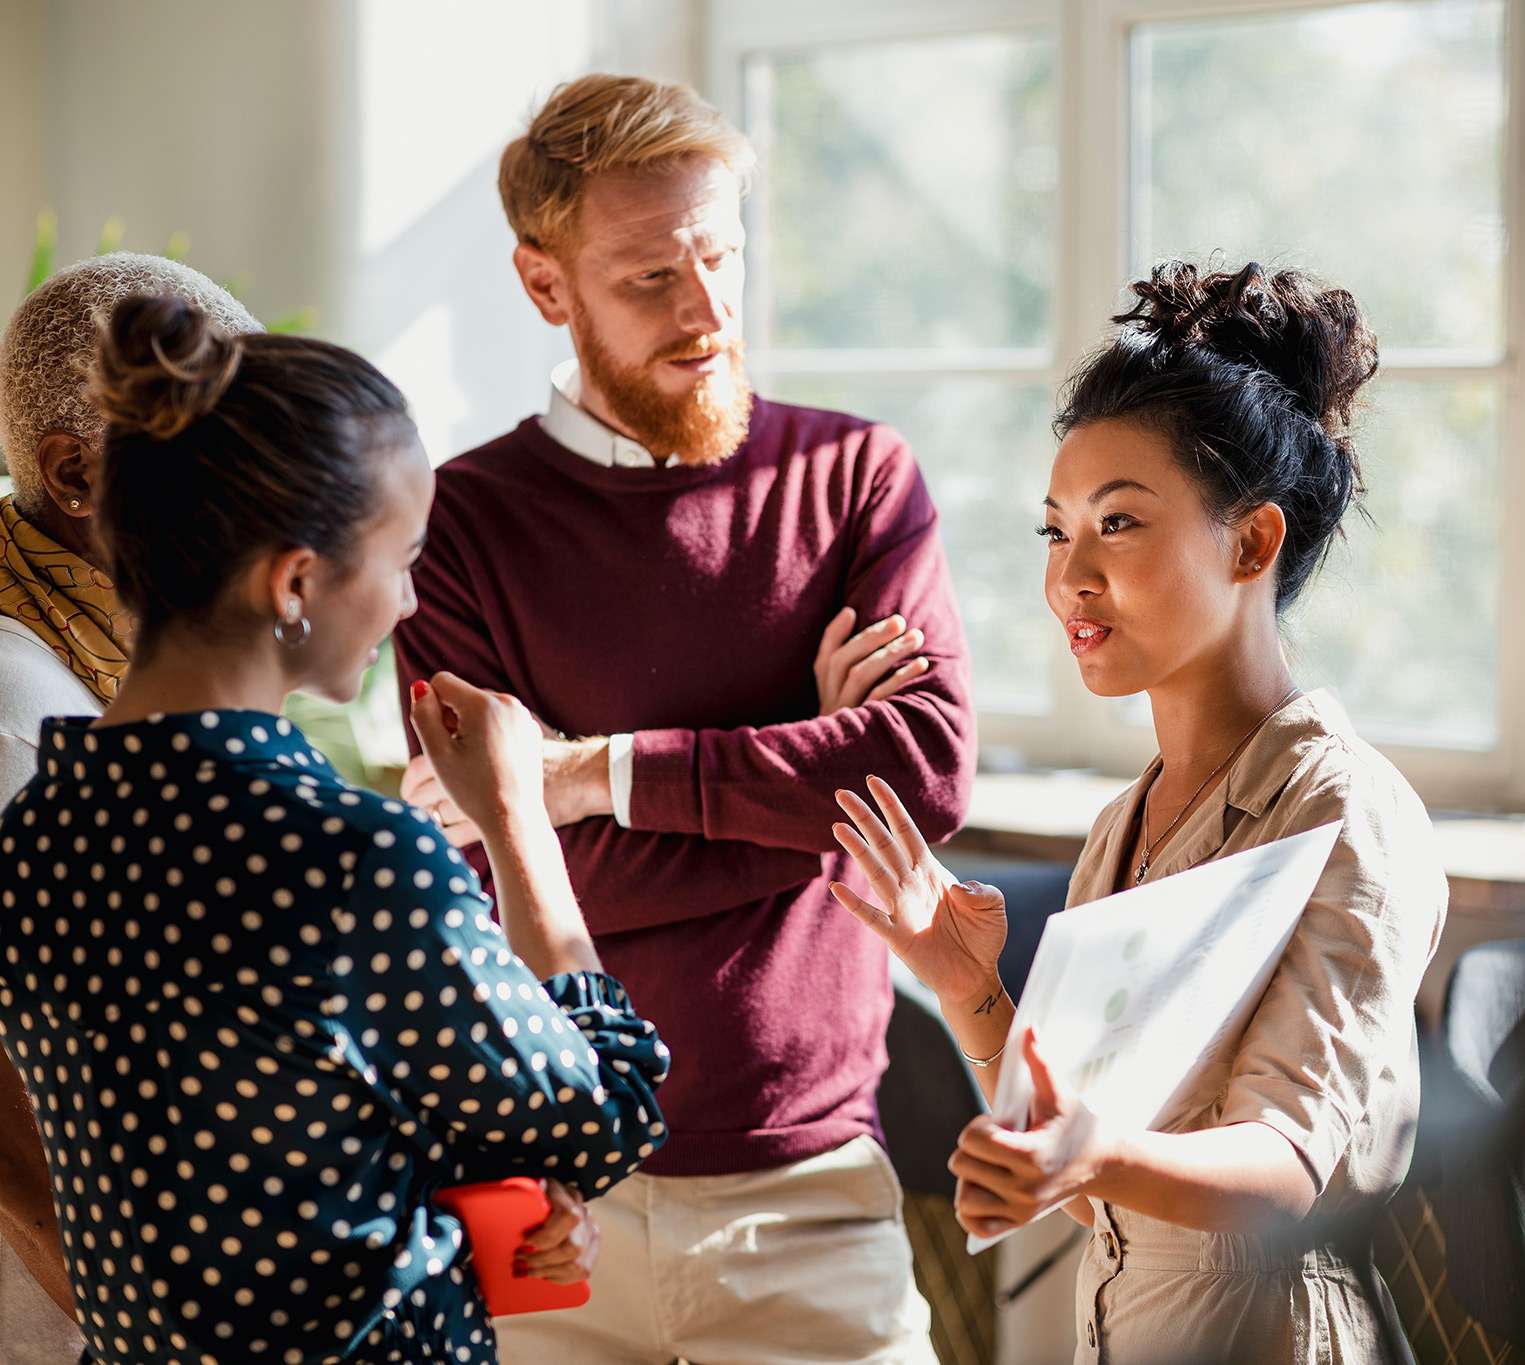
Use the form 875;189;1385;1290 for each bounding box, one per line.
0;710;668;1364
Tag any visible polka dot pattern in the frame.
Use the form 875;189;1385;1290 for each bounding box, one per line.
0;710;668;1364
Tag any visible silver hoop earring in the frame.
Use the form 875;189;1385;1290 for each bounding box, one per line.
274;605;311;649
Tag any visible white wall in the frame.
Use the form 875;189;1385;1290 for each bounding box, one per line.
0;0;46;318
34;0;351;339
342;0;705;463
5;0;704;465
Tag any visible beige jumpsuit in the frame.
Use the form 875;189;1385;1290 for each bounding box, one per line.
1064;691;1446;1365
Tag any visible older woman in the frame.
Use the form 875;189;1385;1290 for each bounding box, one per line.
0;253;258;1363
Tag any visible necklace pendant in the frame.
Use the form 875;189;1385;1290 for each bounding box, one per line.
1134;858;1148;886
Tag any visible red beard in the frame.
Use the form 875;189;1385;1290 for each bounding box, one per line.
570;301;753;466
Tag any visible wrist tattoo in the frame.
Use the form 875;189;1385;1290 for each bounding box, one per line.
973;993;1000;1016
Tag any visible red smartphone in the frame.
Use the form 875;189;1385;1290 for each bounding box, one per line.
434;1178;592;1316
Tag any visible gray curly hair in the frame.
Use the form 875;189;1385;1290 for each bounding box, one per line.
0;252;261;512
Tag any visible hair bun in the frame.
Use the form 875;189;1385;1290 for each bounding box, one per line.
90;293;242;441
1116;261;1379;439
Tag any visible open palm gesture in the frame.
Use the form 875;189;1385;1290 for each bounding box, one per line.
829;775;1008;1005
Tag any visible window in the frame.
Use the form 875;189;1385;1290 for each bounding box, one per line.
1131;2;1508;752
742;27;1061;713
710;0;1524;808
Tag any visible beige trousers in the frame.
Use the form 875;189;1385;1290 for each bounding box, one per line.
0;1236;82;1365
495;1135;936;1365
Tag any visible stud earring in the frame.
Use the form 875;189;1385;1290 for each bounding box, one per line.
67;498;82;511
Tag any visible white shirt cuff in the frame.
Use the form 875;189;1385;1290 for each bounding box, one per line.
608;732;635;828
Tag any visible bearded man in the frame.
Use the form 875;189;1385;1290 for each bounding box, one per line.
393;73;975;1364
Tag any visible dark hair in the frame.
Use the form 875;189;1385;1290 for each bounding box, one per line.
90;294;414;643
1054;260;1379;611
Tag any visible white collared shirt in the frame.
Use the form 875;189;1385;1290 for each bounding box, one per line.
542;359;678;471
539;361;661;825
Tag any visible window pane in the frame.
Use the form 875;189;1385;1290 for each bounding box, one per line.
763;374;1057;712
1133;0;1506;755
748;30;1057;350
1293;378;1500;748
1132;0;1506;353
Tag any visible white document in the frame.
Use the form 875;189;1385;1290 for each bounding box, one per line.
968;820;1341;1254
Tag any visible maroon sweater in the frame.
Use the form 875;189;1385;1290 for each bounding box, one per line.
393;398;976;1176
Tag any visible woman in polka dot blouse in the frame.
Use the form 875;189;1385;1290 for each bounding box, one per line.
0;295;669;1364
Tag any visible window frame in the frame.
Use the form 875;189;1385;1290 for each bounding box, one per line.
708;0;1525;810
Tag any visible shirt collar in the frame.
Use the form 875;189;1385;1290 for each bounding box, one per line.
37;710;334;780
542;360;676;470
1087;688;1347;892
1221;687;1351;817
1136;688;1346;823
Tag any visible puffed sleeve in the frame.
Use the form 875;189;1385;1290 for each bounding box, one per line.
331;829;668;1198
1216;766;1446;1192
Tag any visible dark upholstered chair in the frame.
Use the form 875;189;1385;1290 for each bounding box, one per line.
1436;938;1525;1347
1374;939;1525;1364
876;857;1074;1365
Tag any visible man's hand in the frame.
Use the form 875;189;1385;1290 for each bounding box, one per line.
541;734;614;828
404;701;613;840
815;607;929;714
516;1180;601;1284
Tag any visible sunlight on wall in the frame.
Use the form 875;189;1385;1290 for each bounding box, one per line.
377;303;470;466
33;0;347;330
355;1;594;259
0;0;44;310
346;1;698;469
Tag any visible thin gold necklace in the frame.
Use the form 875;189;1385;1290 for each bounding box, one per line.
1134;686;1300;887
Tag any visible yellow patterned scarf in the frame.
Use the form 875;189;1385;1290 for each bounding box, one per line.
0;495;130;704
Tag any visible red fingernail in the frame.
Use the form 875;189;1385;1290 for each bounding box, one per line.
410;680;429;702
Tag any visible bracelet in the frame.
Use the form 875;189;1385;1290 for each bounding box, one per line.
959;1040;1007;1069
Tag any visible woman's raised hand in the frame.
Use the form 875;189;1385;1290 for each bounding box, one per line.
408;672;546;838
829;775;1008;1006
411;672;600;979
